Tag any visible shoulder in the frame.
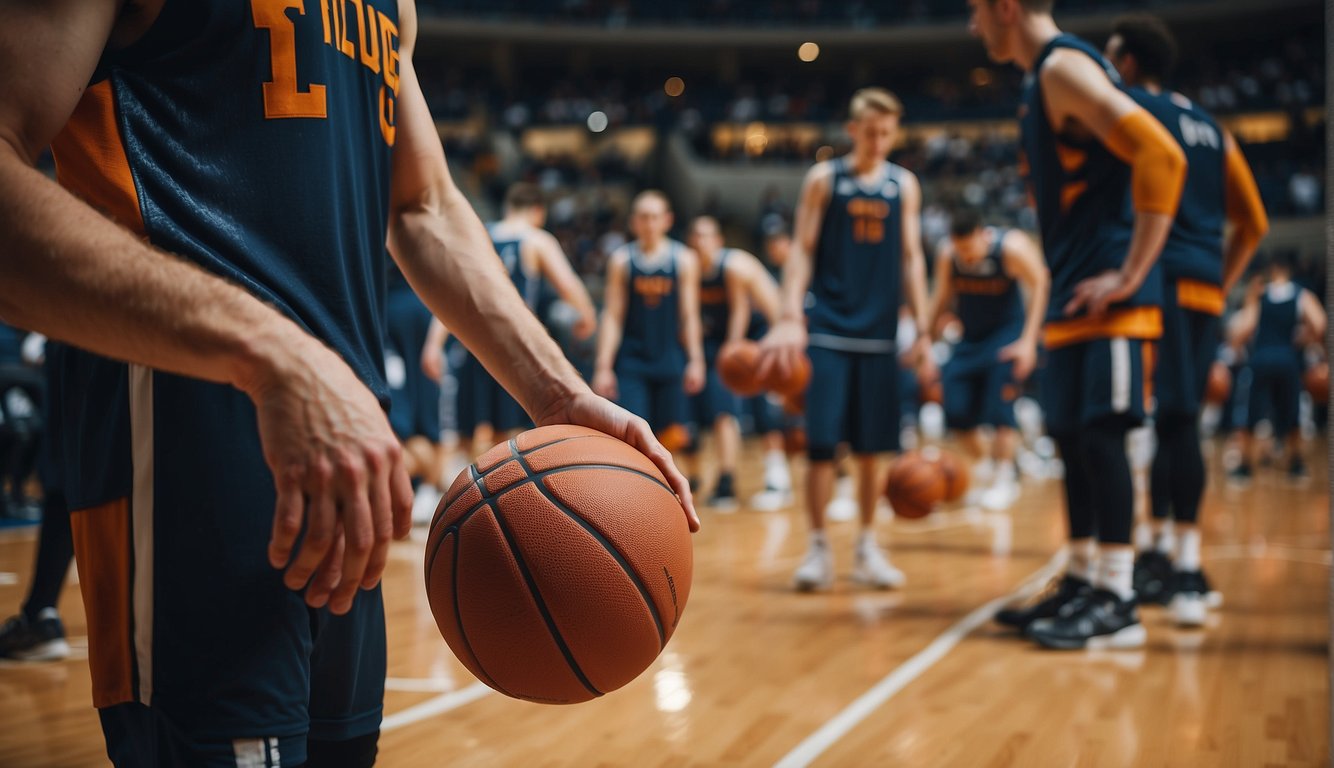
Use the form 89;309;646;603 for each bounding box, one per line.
1038;47;1109;91
892;166;921;195
607;247;632;272
804;161;837;190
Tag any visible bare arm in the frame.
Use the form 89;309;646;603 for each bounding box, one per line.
898;172;935;379
1043;50;1186;316
532;231;597;340
757;163;831;378
677;249;706;395
925;248;956;341
724;260;753;344
593;251;629;383
999;230;1050;381
1228;292;1261;348
726;250;781;343
1299;290;1327;346
1220;133;1269;293
420;317;450;383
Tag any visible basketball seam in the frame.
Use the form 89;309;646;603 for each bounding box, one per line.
486;489;604;700
444;525;516;699
508;440;668;649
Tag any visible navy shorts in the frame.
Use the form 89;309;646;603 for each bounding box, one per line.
1154;281;1222;418
1039;337;1155;436
1247;362;1302;435
689;355;742;427
615;365;686;434
455;351;529;436
806;346;900;459
942;338;1018;430
748;393;789;435
76;373;385;768
385;288;441;441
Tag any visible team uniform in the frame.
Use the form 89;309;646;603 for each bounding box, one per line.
689;249;742;431
1247;283;1305;438
942;229;1023;431
1021;36;1162;438
805;158;908;460
386;266;442;443
48;3;401;764
615;241;688;434
454;225;539;437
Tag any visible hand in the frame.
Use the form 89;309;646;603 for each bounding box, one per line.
421;343;445;384
591;368;618;400
998;337;1038;382
683;358;706;395
572;314;597;341
1065;270;1135;318
911;336;938;385
535;388;700;532
245;337;414;616
755;318;807;385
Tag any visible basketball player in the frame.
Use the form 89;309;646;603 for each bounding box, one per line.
747;231;797;511
1228;253;1326;482
926;208;1049;511
969;0;1187;649
0;4;695;765
593;192;706;457
1104;14;1270;625
757;88;937;591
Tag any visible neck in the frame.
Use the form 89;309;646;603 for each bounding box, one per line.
639;236;666;255
502;213;528;227
1014;16;1063;72
1140;80;1163;95
848;152;883;175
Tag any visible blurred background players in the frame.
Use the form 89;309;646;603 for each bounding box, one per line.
593;192;705;455
1104;14;1270;626
747;232;798;512
759;88;936;591
926;208;1048;511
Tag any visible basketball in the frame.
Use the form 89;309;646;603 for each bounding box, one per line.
932;449;970;502
718;339;764;396
1205;361;1231;405
425;425;693;704
885;453;948;520
765;352;811;397
1305;362;1329;403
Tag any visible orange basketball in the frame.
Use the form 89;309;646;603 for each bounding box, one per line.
765;352;811;397
426;425;693;705
1204;361;1231;405
931;449;970;503
783;426;807;456
717;340;763;396
1305;362;1329;403
885;453;947;520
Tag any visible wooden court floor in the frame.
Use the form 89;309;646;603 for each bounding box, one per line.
0;438;1328;767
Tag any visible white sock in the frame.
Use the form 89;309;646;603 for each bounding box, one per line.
1176;528;1202;572
765;451;792;490
1134;521;1154;553
765;449;786;471
993;461;1017;486
1154;520;1176;555
1068;539;1098;582
810;529;829;548
857;530;877;551
1099;549;1136;600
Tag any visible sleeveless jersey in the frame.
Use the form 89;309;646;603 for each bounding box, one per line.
952;229;1024;344
618;241;685;377
807;157;906;351
1020;34;1160;324
698;249;732;348
1128;87;1227;286
48;0;401;508
1251;283;1302;371
488;222;540;311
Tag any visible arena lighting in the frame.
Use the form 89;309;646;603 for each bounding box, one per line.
587;110;609;133
971;67;994;87
665;76;686;97
798;42;820;62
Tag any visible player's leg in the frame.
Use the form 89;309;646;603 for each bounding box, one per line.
307;588;386;768
1140;290;1189;603
979;359;1020;510
794;346;852;591
1276;367;1306;481
749;395;794;511
848;351;904;589
710;411;741;510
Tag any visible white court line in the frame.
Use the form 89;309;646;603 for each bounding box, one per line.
773;553;1064;768
385;677;458;693
0;572;18;586
381;682;493;732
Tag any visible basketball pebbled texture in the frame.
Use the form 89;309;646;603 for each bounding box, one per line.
425;425;693;704
717;340;764;396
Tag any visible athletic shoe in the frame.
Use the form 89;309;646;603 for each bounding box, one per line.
1169;570;1209;627
707;474;739;513
1227;463;1252;487
412;484;443;526
994;574;1091;632
825;497;858;522
0;609;70;662
979;480;1019;511
1133;550;1175;605
1287;458;1310;484
749;487;794;512
851;540;906;590
793;540;834;592
1028;589;1146;650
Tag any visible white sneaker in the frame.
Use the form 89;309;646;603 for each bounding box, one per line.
825;497;858;522
793;542;834;591
763;461;793;496
852;542;906;590
979;481;1019;511
750;488;794;512
412;484;444;526
1170;592;1208;628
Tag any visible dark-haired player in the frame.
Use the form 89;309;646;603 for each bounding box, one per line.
970;0;1187;649
757;88;936;591
1104;14;1270;626
926;209;1049;510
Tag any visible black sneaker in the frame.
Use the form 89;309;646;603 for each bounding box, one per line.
0;609;70;661
1288;458;1310;483
1227;463;1253;486
1134;550;1175;605
1028;589;1146;650
995;575;1091;632
1168;570;1209;627
707;473;739;512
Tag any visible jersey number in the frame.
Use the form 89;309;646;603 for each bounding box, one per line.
253;0;329;119
1178;115;1219;149
852;216;885;245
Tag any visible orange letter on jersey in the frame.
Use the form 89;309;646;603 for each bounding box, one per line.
252;0;328;119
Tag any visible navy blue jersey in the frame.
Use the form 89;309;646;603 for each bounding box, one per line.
488;223;540;310
1129;87;1226;286
1020;34;1160;327
952;229;1024;343
49;0;400;509
1251;283;1303;370
807;158;906;350
617;241;685;377
698;249;732;347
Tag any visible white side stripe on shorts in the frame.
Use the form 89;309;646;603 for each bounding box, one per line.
129;365;155;706
1110;337;1131;414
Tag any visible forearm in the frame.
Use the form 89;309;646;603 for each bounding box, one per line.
594;313;621;373
1120;212;1174;291
1221;230;1262;294
1021;278;1049;344
681;313;704;364
781;246;812;322
424;317;449;350
0;152;309;394
905;257;931;332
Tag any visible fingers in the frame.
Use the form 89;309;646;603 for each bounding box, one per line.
284;461;338;593
331;490;373;615
269;468;305;569
389;457;415;541
754;350;776;384
362;447;395;590
306;526;346;610
626;416;699;532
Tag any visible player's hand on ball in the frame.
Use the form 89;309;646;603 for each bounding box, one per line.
247;337;414;616
756;318;807;384
908;336;937;382
998;338;1038;382
536;389;701;532
1066;270;1133;318
591;368;618;400
683;358;706;395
